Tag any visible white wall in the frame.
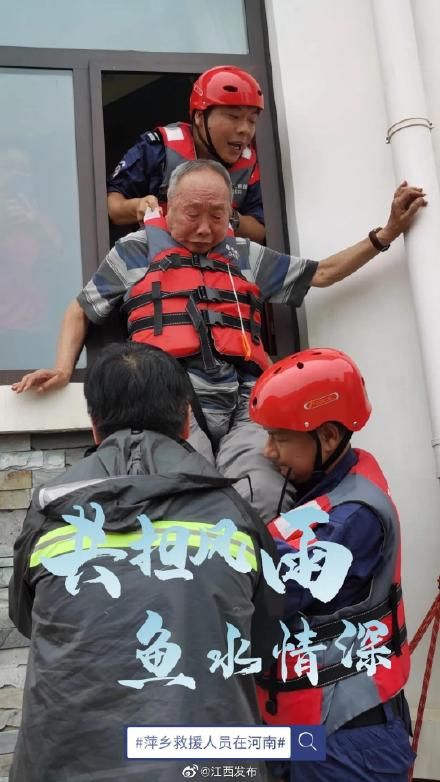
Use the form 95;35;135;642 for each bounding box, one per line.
412;0;440;185
0;385;90;433
266;0;440;776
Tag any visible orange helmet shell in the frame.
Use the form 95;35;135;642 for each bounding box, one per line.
190;66;264;114
249;348;372;432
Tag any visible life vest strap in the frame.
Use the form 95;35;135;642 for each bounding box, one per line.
186;295;217;371
151;280;162;336
298;583;403;646
149;253;246;278
258;623;407;694
128;309;261;342
124;285;263;315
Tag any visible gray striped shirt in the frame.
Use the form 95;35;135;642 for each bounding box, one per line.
78;230;317;404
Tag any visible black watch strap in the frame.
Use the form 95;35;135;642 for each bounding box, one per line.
369;226;391;252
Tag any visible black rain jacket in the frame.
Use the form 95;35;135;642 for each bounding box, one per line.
9;430;283;782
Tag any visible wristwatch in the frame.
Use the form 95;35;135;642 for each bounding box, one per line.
230;209;241;233
368;227;391;252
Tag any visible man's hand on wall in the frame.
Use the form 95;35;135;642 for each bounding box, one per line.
378;181;427;245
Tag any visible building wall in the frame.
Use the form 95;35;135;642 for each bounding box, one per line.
266;0;440;777
0;431;93;777
412;0;440;187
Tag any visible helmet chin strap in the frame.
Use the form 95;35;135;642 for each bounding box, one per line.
193;109;232;169
289;429;352;496
310;428;352;476
274;428;352;516
276;468;292;517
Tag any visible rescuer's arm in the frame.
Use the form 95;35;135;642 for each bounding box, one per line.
235;213;265;243
311;182;426;287
235;179;266;242
107;192;161;226
276;503;384;621
107;133;164;225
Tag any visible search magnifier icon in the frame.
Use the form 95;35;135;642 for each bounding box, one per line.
298;731;317;751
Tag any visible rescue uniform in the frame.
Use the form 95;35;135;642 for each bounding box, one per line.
261;447;415;781
108;121;264;224
9;429;283;782
77;219;317;520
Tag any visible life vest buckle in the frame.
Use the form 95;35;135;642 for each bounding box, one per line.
197;285;222;303
202;310;224;327
158;253;182;271
194;254;216;271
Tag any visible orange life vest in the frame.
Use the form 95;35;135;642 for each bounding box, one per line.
123;214;271;374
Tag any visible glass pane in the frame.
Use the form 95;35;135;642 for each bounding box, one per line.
0;0;248;54
0;68;85;370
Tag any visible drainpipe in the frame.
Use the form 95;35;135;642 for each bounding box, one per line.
372;0;440;477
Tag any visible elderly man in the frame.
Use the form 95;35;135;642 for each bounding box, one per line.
10;342;282;782
13;159;425;520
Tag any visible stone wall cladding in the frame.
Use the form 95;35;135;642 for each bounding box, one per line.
0;429;92;775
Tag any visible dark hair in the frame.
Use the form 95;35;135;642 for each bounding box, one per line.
84;342;191;441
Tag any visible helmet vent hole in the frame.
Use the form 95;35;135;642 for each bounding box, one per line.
252;397;258;406
297;362;304;369
311;351;322;355
223;85;239;93
273;367;282;374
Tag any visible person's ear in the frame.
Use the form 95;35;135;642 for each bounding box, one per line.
193;110;204;132
180;403;191;440
317;422;341;458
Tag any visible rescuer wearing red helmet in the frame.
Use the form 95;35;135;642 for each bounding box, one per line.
107;65;266;242
249;348;414;782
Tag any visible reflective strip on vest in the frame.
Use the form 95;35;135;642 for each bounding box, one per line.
258;448;410;734
30;519;258;572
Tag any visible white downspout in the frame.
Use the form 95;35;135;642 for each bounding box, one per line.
372;0;440;477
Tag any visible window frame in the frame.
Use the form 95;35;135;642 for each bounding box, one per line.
0;0;299;385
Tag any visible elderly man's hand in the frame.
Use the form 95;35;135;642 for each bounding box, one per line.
380;181;427;244
11;368;71;394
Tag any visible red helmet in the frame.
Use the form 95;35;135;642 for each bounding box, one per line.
190;66;264;114
249;348;371;432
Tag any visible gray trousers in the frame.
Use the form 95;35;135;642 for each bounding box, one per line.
189;391;292;522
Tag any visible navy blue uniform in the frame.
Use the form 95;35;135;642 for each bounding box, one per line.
107;130;265;224
275;449;415;781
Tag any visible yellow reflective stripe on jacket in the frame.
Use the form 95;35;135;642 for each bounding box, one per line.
33;519;252;548
30;520;257;571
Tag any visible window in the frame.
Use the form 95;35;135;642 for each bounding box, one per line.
0;0;296;386
1;0;248;53
0;68;85;370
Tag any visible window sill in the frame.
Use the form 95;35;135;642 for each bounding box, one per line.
0;384;90;434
